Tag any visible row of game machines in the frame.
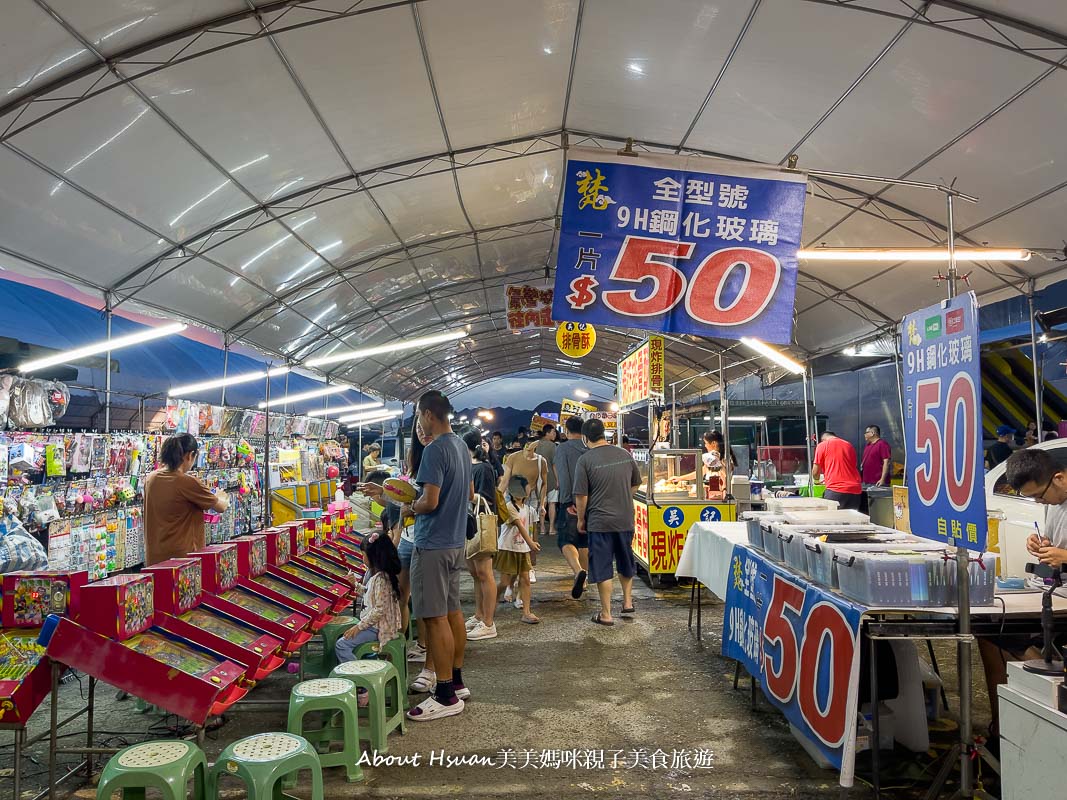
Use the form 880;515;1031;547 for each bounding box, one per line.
0;508;367;730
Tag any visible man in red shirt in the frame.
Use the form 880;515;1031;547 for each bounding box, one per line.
812;431;863;510
860;425;892;486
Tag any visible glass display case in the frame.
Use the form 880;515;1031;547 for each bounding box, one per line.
635;449;709;502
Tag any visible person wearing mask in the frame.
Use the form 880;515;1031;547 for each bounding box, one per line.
670;431;736;499
978;449;1067;749
812;431;863;510
489;431;506;477
534;424;559;540
573;418;642;626
463;429;498;641
405;391;473;721
144;433;229;566
984;425;1015;470
860;425;892;486
554;415;589;598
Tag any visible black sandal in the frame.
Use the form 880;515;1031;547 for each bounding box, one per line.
621;607;636;615
591;613;615;626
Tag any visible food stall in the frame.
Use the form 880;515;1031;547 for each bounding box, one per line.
619;336;736;586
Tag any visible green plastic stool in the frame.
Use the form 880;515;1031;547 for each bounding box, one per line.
353;636;408;693
98;740;206;800
330;659;406;752
301;616;357;678
286;679;364;783
208;732;323;800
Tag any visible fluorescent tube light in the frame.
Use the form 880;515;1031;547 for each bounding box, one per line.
740;337;805;375
305;330;466;368
259;384;349;409
573;389;591;399
336;408;400;424
306;401;382;418
20;322;187;373
797;247;1031;262
169;366;290;397
714;415;767;422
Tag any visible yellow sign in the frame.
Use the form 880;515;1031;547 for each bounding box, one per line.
617;335;665;409
560;397;596;425
632;500;736;574
556;322;596;357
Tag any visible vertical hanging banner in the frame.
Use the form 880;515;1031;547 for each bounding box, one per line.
617;336;665;409
506;284;554;330
552;148;807;344
901;291;987;551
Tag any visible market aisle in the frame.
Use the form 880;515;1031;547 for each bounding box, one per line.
29;547;845;800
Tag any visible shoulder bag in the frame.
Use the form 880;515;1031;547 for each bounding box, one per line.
465;495;499;559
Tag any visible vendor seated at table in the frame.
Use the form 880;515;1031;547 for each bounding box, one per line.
977;448;1067;747
670;431;737;500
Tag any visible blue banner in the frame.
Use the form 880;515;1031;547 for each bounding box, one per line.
723;545;863;770
552;149;807;344
901;292;987;552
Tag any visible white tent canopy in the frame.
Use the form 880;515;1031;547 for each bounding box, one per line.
1;0;1064;401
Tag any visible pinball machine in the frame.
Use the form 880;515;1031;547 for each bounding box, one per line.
231;535;334;631
42;573;248;727
143;558;286;682
0;571;86;800
261;528;353;614
189;543;312;654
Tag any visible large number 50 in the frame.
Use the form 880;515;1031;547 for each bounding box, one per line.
601;235;782;325
914;374;978;510
763;575;855;747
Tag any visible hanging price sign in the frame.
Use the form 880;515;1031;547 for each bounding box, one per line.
901;292;987;551
552;148;807;344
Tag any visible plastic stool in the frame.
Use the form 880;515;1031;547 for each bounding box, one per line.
354;635;408;693
286;679;364;783
208;732;322;800
330;659;406;752
302;615;357;677
98;740;206;800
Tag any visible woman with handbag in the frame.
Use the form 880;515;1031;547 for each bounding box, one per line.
463;430;499;641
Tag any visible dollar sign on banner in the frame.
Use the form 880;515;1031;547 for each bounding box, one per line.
567;275;599;310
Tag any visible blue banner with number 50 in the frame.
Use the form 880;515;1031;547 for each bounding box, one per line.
901;292;987;551
551;148;807;344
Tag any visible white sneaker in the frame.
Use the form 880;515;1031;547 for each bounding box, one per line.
455;685;471;700
407;642;427;662
467;622;498;640
513;597;524;610
465;615;481;631
409;668;436;694
529;570;536;583
503;587;513;602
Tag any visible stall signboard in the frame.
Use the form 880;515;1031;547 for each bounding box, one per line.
638;502;736;574
723;544;863;778
617;336;665;409
506;284;554;330
530;414;559;433
552;147;807;344
560;397;596;425
556;321;596;357
586;411;617;433
632;501;649;566
901;292;987;551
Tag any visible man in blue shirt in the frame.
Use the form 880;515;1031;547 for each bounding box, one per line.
408;390;473;721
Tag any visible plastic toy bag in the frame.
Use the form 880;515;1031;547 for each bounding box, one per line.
0;516;50;572
0;375;13;429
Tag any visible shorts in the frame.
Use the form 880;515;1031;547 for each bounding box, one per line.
588;531;636;584
547;489;559;503
397;536;415;569
556;504;589;550
410;546;464;619
824;489;863;510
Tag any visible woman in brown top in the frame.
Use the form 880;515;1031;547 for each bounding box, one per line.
144;433;229;566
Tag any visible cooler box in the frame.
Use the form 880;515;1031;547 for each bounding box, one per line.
765;497;840;513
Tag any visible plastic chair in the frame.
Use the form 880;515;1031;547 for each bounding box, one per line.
98;741;206;800
286;679;364;783
301;615;357;677
353;635;409;696
208;732;323;800
330;659;405;752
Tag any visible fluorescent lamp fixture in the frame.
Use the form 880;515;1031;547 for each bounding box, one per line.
305;329;466;368
714;415;767;423
169;366;290;397
459;415;468;422
258;383;349;409
842;346;857;356
740;337;805;375
797;247;1031;262
447;413;455;420
610;403;619;412
573;389;591;399
337;409;401;424
20;322;187;373
306;401;382;418
477;410;494;420
473;418;483;427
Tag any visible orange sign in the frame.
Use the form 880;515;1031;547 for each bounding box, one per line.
617;335;665;409
633;501;649;565
506;284;554;330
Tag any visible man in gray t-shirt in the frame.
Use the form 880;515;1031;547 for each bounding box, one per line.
554;415;590;597
573;418;641;626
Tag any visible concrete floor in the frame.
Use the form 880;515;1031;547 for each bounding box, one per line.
6;543;998;799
